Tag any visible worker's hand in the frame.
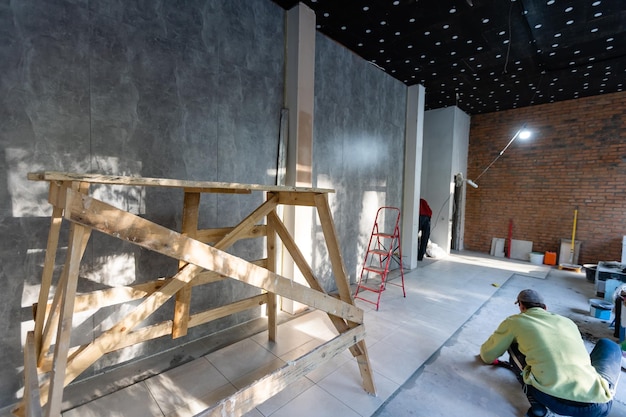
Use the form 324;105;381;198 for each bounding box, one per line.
475;354;488;364
475;354;501;365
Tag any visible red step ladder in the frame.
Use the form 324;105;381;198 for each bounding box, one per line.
354;206;406;310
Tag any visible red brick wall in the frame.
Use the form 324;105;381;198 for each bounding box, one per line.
465;91;626;265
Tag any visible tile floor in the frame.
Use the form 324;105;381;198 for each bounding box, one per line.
9;251;623;416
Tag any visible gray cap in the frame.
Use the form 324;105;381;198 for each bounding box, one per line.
515;289;545;305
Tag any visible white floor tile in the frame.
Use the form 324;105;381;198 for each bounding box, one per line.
252;375;315;416
229;357;286;389
163;383;238;417
62;382;162;417
204;338;280;382
144;358;231;415
251;323;316;357
367;337;434;385
267;385;362;417
316;359;400;416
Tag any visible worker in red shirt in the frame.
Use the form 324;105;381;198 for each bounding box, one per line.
418;198;432;261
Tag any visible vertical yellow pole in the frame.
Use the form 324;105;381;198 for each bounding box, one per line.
569;208;578;264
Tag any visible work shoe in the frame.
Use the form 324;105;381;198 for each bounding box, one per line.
525;408;553;417
525;400;548;417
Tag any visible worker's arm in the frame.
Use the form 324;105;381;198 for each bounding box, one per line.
479;317;516;364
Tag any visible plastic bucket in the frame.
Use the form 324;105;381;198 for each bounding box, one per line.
529;252;544;265
583;264;597;282
589;298;613;320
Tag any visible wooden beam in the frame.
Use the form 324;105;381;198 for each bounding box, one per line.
45;224;89;417
212;195;279;251
64;189;362;324
314;193;376;395
187;294;267;328
23;332;42;417
51;262;205;395
33;202;63;357
28;171;335;194
37;181;90;364
43;259;267;316
37;294;268;373
314;193;353;303
265;208;278;341
275;191;318;206
267;210;366;358
267;211;323;292
38;227;91;367
195;324;366;417
173;191;201;339
195;225;266;244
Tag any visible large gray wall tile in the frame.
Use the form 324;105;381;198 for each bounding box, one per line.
0;0;407;410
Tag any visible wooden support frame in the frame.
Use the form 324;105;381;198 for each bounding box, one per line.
16;172;376;417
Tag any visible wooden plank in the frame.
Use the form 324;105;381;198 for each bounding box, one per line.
46;180;90;211
314;193;353;304
44;260;267;316
33;201;63;358
183;187;250;195
187;294;267;328
57;261;204;392
195;324;366;417
45;224;89;417
38;294;268;372
23;332;43;417
70;279;171;312
63;189;362;324
265;208;278;341
196;225;266;244
314;193;376;395
173;191;201;339
267;211;324;293
275;191;318;207
28;171;335;194
267;210;365;358
37;181;90;364
38;227;91;366
95;294;268;354
212;195;279;251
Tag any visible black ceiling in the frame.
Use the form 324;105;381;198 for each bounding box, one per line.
272;0;626;115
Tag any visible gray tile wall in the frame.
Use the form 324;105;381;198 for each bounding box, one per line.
0;0;407;409
312;34;407;287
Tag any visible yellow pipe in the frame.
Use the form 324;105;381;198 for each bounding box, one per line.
570;209;578;263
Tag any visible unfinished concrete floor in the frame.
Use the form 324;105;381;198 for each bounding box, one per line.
5;252;625;416
374;254;626;417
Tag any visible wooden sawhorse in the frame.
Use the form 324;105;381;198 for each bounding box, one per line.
15;172;375;417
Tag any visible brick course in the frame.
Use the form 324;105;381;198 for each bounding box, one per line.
465;91;626;265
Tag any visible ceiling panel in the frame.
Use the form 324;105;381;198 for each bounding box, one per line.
272;0;626;114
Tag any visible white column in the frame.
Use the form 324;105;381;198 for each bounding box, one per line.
401;84;425;270
281;4;315;314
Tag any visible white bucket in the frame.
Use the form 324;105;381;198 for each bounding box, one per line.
529;252;544;265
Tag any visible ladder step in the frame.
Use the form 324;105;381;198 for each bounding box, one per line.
368;249;391;257
372;232;394;239
363;266;386;274
355;284;383;293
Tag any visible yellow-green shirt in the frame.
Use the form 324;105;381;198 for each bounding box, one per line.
480;307;612;403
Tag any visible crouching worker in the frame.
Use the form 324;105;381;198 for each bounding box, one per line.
479;289;622;417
